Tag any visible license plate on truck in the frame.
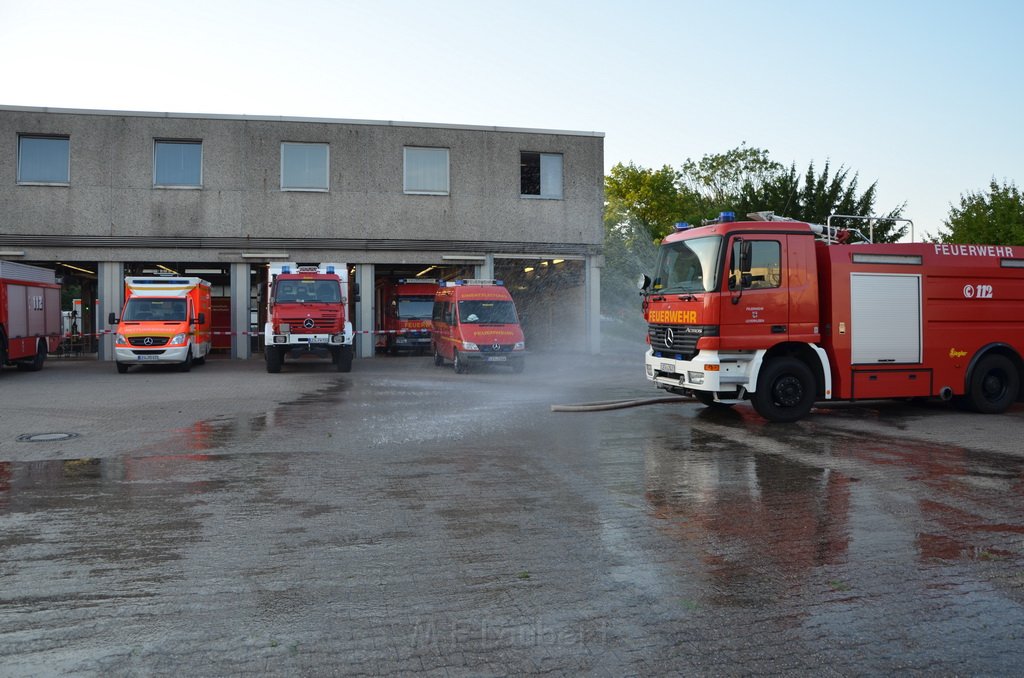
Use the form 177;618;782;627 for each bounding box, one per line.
661;362;675;373
486;356;507;362
137;355;160;361
309;337;328;343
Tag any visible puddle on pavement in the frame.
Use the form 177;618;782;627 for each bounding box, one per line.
640;418;1024;605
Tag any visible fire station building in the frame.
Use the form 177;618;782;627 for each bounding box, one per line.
0;105;604;361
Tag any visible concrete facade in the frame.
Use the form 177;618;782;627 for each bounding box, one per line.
0;106;605;359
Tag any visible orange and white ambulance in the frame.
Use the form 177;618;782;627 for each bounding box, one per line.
431;279;526;373
109;276;212;373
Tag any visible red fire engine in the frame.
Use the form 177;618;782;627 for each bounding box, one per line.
263;263;354;373
641;212;1024;422
0;261;61;371
375;278;439;354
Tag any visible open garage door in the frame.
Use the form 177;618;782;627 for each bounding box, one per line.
495;258;585;352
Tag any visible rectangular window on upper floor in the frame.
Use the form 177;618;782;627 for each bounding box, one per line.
520;152;562;199
17;135;70;185
404;146;449;195
154;139;202;188
281;142;329;191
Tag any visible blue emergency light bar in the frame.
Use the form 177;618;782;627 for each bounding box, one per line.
281;265;291;274
326;265;335;274
674;221;690;230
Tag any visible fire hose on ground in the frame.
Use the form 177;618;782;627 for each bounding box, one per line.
550;396;693;412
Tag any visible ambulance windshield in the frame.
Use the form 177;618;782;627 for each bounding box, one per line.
651;235;722;294
123;298;187;321
397;297;434;319
458;300;518;324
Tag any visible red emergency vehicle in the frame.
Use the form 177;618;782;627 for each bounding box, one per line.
264;262;354;373
376;278;439;354
431;280;526;373
0;261;61;371
641;211;1024;422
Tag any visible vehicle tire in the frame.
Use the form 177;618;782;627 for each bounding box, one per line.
177;348;193;372
194;353;207;366
511;358;525;373
266;347;283;373
751;357;816;423
694;390;735;409
22;339;47;371
967;353;1019;414
116;362;129;374
453;349;467;374
433;345;444;366
336;346;353;373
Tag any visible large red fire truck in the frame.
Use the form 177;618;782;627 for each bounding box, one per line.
0;261;61;371
641;212;1024;422
264;263;354;373
375;277;439;354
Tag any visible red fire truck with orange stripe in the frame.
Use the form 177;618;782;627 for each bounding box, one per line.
375;277;439;355
640;211;1024;422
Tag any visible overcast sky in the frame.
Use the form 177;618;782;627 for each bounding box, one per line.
3;0;1021;240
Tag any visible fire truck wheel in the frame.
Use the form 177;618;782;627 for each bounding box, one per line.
453;350;468;374
265;347;283;373
433;347;444;366
335;347;353;373
177;348;193;372
694;390;735;408
752;357;816;423
967;354;1019;414
19;339;47;372
116;362;129;374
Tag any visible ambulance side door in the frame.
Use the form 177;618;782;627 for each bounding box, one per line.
719;234;789;349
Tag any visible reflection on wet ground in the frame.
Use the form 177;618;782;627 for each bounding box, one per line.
1;356;1022;674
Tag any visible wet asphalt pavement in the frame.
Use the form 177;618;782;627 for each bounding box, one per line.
1;346;1023;676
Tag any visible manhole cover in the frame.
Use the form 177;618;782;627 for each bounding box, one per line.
17;432;80;442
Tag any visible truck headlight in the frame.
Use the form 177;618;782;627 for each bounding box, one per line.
332;334;343;342
279;323;291;333
513;341;525;351
462;341;479;351
116;334;127;344
687;371;705;385
170;333;187;345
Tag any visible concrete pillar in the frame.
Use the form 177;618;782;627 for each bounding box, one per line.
477;254;494;280
586;255;603;354
230;263;251;359
355;264;375;358
96;261;124;361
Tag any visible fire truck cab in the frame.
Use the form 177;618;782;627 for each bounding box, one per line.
641;212;1024;422
431;280;526;374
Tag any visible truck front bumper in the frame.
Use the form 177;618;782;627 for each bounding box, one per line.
644;348;760;394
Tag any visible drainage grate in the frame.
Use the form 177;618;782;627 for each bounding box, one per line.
17;432;80;443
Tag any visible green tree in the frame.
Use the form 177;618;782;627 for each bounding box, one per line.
602;163;695;318
680;144;783;220
604;162;695;240
937;179;1024;245
737;160;907;243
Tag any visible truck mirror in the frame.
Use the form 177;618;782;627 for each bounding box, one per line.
196;312;206;325
108;312;116;325
638;274;652;291
739;240;753;272
352;282;361;303
741;272;753;289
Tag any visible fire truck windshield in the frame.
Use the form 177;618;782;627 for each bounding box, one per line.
458;300;518;324
397;297;434;319
275;280;341;303
124;298;187;321
651;235;722;294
